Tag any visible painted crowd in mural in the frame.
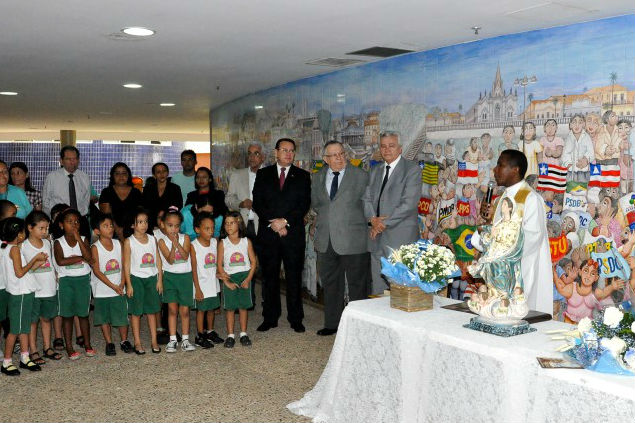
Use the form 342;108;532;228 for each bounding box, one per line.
211;15;635;322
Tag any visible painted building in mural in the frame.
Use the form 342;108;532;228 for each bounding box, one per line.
211;15;635;322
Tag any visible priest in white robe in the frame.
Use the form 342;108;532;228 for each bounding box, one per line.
472;149;554;314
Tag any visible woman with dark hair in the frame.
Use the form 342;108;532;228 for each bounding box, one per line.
9;162;42;211
99;162;142;240
184;167;227;218
142;162;183;230
0;160;31;219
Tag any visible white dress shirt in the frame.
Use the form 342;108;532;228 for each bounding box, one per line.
276;163;290;178
325;167;346;193
42;167;92;216
384;156;402;180
248;168;257;220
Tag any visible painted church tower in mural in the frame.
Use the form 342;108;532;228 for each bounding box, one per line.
465;65;518;124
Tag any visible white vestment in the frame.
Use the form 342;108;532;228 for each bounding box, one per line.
472;180;554;314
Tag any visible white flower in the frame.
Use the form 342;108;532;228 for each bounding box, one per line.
603;307;624;328
577;317;593;334
632;321;635;333
600;336;627;357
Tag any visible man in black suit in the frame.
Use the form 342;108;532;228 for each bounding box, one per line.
253;138;311;333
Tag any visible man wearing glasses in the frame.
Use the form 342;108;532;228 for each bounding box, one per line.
253;138;311;333
226;142;265;238
311;141;370;336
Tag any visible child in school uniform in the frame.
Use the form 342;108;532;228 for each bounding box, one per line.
156;209;195;352
217;211;257;348
23;211;62;364
191;212;224;348
123;208;163;354
1;217;47;375
53;208;95;360
91;213;133;356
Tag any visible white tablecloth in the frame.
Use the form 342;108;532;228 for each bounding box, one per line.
288;296;635;423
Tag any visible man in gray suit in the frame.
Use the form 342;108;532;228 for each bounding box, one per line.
225;142;264;237
363;131;422;294
312;141;370;335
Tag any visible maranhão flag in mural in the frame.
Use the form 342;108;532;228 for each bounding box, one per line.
537;163;567;194
588;163;620;188
457;161;478;185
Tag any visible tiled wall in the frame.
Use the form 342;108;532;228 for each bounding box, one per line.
0;140;183;192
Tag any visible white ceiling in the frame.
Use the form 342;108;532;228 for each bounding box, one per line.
0;0;633;141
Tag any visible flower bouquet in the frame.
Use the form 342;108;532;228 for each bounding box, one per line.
550;306;635;375
381;239;460;311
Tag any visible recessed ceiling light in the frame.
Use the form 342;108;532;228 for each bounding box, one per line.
123;83;142;89
0;91;18;96
160;103;175;107
254;105;263;110
122;27;155;37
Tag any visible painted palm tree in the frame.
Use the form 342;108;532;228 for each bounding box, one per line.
610;72;618;109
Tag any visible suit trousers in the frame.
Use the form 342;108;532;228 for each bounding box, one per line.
257;236;305;325
317;240;370;329
370;251;390;295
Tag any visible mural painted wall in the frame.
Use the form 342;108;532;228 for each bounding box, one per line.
211;15;635;321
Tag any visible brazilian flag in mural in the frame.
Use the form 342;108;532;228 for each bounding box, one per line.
445;225;477;262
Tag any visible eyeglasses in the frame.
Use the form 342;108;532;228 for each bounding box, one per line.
247;151;262;157
278;148;295;154
324;152;346;159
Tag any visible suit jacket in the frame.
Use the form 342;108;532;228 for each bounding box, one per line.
225;167;260;232
362;157;422;254
312;164;369;255
252;164;311;245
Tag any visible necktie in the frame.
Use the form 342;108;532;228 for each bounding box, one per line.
279;167;286;190
68;174;78;211
376;165;390;216
329;171;340;200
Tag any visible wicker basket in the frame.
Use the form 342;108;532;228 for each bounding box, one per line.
390;283;434;312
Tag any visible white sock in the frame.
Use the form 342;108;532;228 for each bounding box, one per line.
239;332;247;338
21;352;30;363
157;327;165;332
182;334;189;341
3;358;12;367
169;335;177;342
228;333;235;338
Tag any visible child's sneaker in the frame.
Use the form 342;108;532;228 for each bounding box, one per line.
224;337;235;348
105;343;116;356
195;335;213;349
84;348;96;357
181;339;196;352
239;335;252;347
206;330;224;344
165;340;178;353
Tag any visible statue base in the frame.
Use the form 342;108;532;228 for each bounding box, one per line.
463;317;536;337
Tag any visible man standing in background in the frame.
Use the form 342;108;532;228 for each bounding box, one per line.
171;149;197;203
226;143;265;238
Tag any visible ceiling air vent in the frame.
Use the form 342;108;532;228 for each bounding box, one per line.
347;46;414;58
305;58;366;68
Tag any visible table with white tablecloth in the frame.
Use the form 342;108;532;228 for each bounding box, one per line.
288;296;635;423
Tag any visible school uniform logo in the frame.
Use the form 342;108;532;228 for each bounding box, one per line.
229;252;245;267
174;249;187;264
32;259;53;273
104;259;121;275
204;253;216;268
140;253;155;268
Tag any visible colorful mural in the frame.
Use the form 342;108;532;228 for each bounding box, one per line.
211;15;635;321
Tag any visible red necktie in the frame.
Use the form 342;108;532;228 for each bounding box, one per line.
279;167;286;190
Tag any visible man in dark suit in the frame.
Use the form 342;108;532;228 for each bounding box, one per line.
362;131;422;294
253;138;311;332
312;141;370;336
